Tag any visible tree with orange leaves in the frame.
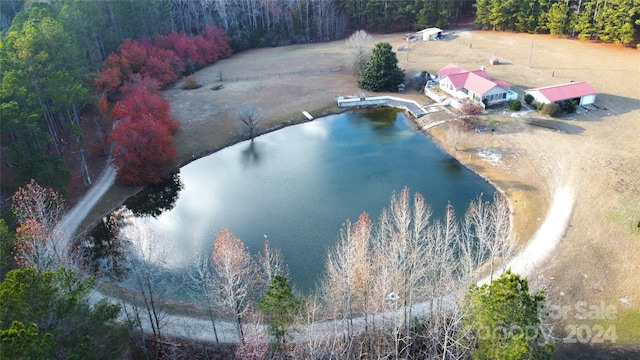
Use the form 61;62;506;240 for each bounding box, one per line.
211;228;255;344
11;180;67;270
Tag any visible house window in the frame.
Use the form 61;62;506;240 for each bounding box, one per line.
502;93;506;99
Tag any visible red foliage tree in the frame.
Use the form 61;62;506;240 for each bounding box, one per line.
141;44;183;87
108;114;177;185
119;73;161;95
95;27;232;186
112;77;179;133
191;27;232;65
200;26;232;62
96;94;110;118
118;38;148;74
94;27;231;96
157;31;203;67
94;54;128;96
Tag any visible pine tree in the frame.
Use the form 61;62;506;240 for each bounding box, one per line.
546;3;569;35
357;42;405;92
257;274;302;350
463;270;553;360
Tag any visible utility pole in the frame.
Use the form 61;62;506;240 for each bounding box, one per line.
406;36;409;62
528;41;534;68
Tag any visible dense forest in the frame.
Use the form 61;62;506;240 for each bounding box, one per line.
474;0;640;44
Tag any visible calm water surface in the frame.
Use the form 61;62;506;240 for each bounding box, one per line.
128;109;494;291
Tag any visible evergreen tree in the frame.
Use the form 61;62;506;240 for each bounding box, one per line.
357;42;405;92
474;0;492;29
257;274;302;350
463;270;553;360
0;267;131;358
547;2;569;35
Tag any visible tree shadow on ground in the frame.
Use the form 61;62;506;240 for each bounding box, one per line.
525;119;585;134
500;180;538;192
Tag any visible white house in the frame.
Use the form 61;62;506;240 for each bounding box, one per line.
417;27;443;41
434;64;518;106
525;81;598;105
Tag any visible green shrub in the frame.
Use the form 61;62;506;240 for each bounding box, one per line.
508;100;522;111
181;75;201;90
524;93;534;105
211;84;224;91
536;102;545;111
560;99;577;113
183;60;195;76
541;102;561;117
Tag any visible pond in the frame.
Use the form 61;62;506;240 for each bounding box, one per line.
119;109;495;292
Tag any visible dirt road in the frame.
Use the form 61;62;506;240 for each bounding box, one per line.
56;165;116;243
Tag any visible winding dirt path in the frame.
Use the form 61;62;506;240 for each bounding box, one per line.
56;165;116;243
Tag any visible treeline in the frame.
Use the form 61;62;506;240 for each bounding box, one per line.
0;0;174;194
95;29;231;185
474;0;640;45
169;0;475;48
0;0;233;195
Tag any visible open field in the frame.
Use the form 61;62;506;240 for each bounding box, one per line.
79;30;640;356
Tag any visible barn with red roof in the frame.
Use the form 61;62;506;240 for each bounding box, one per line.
525;81;598;105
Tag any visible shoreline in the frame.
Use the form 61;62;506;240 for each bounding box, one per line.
77;99;545;275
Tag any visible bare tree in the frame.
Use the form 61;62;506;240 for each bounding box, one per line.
324;213;374;341
318;186;518;358
290;292;336;359
376;188;432;332
118;218;173;342
345;29;372;74
489;192;516;275
466;192;513;282
187;251;221;345
233;319;270;360
211;228;255;344
256;235;288;293
235;104;264;141
11;179;69;270
445;121;467;152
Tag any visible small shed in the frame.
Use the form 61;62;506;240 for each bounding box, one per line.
417;27;443;41
525;81;598;105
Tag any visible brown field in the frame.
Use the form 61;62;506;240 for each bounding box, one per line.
82;30;640;356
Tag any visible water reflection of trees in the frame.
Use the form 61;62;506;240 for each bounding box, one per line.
241;140;262;167
349;108;404;143
358;108;398;128
125;172;183;218
79;209;131;281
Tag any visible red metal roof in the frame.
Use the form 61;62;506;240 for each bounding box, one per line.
527;81;597;102
437;63;466;77
438;64;510;95
463;72;498;94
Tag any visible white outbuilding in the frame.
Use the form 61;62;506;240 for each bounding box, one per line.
417;27;443;41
